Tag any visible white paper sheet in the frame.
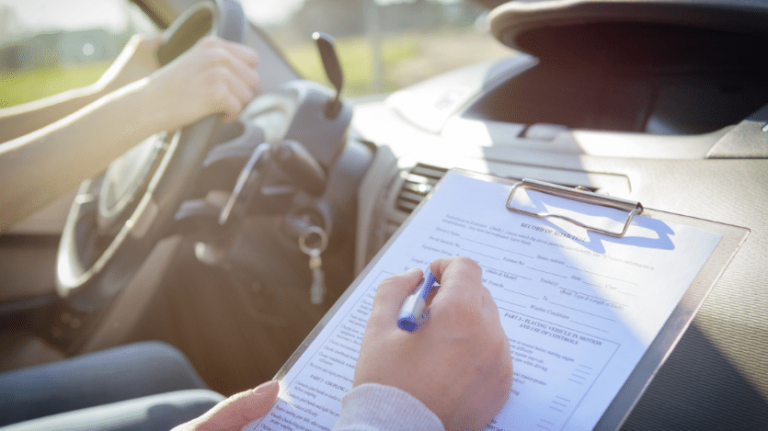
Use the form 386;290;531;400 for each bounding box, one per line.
245;172;722;431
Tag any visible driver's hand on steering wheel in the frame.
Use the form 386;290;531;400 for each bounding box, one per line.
140;35;260;131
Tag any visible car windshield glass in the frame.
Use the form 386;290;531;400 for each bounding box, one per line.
243;0;512;98
0;0;157;108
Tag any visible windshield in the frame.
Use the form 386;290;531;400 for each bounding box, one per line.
0;0;157;108
243;0;512;97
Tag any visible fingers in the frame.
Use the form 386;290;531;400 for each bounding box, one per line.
200;38;258;122
214;45;260;92
218;74;254;123
370;267;423;324
428;257;503;339
357;257;512;430
428;257;511;428
430;256;485;303
430;256;481;287
225;380;279;420
199;37;259;88
206;36;259;69
370;258;491;327
185;380;279;431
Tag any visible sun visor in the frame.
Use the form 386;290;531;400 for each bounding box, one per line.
488;0;768;68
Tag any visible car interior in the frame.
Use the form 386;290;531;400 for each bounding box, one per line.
0;0;766;429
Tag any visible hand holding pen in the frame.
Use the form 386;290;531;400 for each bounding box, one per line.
354;257;513;431
397;270;439;332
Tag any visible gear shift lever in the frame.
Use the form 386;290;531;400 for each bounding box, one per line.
313;32;344;119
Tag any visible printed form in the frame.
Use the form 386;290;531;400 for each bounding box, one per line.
246;172;722;431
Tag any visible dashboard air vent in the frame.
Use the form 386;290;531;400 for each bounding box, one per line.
395;163;448;214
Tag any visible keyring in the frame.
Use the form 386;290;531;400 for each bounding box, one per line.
299;225;328;255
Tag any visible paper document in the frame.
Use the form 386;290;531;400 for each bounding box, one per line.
246;171;722;431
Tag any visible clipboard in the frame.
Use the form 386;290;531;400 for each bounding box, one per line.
502;174;749;430
264;168;749;431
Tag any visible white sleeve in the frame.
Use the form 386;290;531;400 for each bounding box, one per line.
332;383;445;431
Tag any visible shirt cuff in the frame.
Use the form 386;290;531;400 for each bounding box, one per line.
332;383;445;431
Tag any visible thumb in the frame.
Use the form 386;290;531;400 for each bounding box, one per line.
370;267;423;323
179;381;279;431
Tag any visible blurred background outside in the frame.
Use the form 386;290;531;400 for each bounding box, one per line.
0;0;513;108
0;0;156;107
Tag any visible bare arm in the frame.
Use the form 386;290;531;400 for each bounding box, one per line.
0;37;259;231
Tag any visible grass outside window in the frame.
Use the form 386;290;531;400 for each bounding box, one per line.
0;62;111;108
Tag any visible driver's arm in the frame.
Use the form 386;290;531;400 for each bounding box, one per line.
0;36;259;232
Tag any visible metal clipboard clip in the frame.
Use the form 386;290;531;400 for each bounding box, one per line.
506;178;644;238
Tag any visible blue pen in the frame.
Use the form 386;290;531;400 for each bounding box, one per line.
397;270;438;332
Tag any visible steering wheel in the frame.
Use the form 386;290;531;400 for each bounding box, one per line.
56;0;246;312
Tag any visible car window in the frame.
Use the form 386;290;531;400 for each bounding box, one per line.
0;0;158;108
244;0;512;98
